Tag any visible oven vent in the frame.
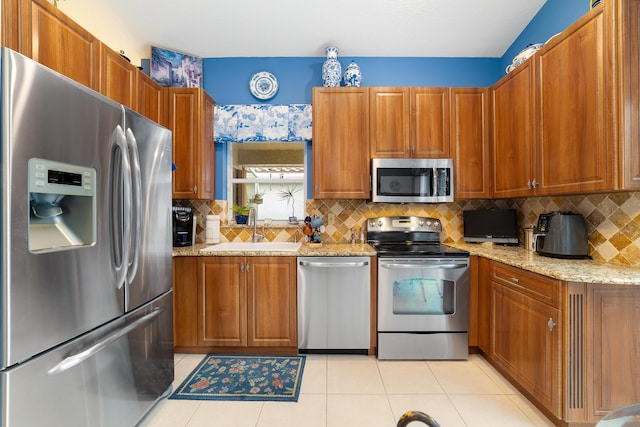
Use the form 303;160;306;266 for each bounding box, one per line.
568;293;584;409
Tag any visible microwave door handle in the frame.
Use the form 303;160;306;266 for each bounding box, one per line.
380;262;467;269
432;168;438;196
125;128;142;292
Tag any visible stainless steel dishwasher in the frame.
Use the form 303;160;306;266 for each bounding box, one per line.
297;256;370;353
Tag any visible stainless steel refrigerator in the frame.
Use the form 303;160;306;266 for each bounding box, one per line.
0;48;174;426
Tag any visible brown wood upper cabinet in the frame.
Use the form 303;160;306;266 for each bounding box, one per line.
168;88;215;200
99;43;137;110
491;60;537;198
450;88;492;199
312;87;370;199
370;87;450;158
535;3;614;195
490;0;640;197
3;0;100;91
137;72;164;124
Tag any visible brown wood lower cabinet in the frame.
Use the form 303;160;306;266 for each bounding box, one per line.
564;282;640;424
173;256;297;354
489;262;562;418
479;259;640;426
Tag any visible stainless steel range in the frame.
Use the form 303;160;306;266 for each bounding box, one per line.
368;216;470;360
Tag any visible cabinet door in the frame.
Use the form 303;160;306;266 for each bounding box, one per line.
246;257;297;347
199;93;216;200
620;0;640;190
169;88;215;200
99;43;137;109
491;61;536;198
411;87;450;158
137;72;163;123
587;286;640;420
451;88;491;198
9;0;99;90
173;257;198;348
312;87;370;199
474;257;492;354
536;5;614;195
369;87;410;158
169;89;198;198
491;281;561;417
198;257;247;347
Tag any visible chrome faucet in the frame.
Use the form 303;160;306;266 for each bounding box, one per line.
248;207;264;243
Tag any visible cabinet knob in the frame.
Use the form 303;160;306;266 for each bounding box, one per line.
527;179;532;189
547;317;556;331
531;178;538;188
509;277;519;283
193;185;198;194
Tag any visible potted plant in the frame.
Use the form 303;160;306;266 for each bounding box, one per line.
278;185;301;223
232;204;250;224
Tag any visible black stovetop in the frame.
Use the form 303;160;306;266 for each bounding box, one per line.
369;242;469;258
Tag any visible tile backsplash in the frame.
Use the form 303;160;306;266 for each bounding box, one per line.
178;191;640;266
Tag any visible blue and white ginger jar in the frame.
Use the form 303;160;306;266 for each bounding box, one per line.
344;61;362;87
322;46;342;87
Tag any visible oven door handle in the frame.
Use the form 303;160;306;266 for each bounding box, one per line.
380;262;467;269
299;261;369;268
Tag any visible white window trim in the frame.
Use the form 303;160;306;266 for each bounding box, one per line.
226;144;307;224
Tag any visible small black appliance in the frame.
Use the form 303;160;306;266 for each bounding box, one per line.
535;211;589;259
172;206;193;247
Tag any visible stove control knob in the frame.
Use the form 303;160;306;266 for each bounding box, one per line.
377;220;383;227
418;219;425;226
425;220;432;227
433;220;440;227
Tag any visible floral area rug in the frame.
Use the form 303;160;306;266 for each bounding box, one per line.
169;354;305;402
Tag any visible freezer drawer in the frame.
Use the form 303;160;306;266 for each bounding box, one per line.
297;257;370;352
0;291;174;427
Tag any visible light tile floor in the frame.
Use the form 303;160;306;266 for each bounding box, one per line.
138;353;556;427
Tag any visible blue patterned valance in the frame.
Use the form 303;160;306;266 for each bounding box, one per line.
214;104;312;143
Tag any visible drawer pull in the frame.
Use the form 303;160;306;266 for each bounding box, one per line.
509;277;519;283
548;318;556;331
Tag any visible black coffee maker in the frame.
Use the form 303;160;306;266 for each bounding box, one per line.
172;206;193;247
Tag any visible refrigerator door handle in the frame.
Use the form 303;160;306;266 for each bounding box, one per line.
125;128;142;294
47;307;164;376
109;125;132;290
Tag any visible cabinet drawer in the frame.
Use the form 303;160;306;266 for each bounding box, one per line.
490;262;561;307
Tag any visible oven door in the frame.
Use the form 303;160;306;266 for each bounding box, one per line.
377;257;469;332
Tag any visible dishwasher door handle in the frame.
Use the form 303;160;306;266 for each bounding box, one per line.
380;262;467;269
298;260;369;268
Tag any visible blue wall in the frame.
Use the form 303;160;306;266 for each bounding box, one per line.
201;0;590;200
203;57;501;105
501;0;589;74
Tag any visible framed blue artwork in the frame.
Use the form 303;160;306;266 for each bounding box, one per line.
151;46;203;88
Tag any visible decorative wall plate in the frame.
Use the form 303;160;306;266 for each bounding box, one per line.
249;71;278;100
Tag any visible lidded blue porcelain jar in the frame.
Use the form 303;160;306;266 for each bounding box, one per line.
344;61;362;87
321;46;342;87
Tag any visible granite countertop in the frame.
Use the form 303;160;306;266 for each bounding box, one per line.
173;241;640;285
451;242;640;285
173;242;377;257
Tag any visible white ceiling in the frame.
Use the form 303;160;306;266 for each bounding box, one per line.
57;0;547;61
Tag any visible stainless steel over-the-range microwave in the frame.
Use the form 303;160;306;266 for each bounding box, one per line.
371;158;454;203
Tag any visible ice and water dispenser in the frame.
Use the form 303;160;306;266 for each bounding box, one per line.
28;158;96;253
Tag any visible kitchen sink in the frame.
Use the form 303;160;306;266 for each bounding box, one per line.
200;241;302;252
